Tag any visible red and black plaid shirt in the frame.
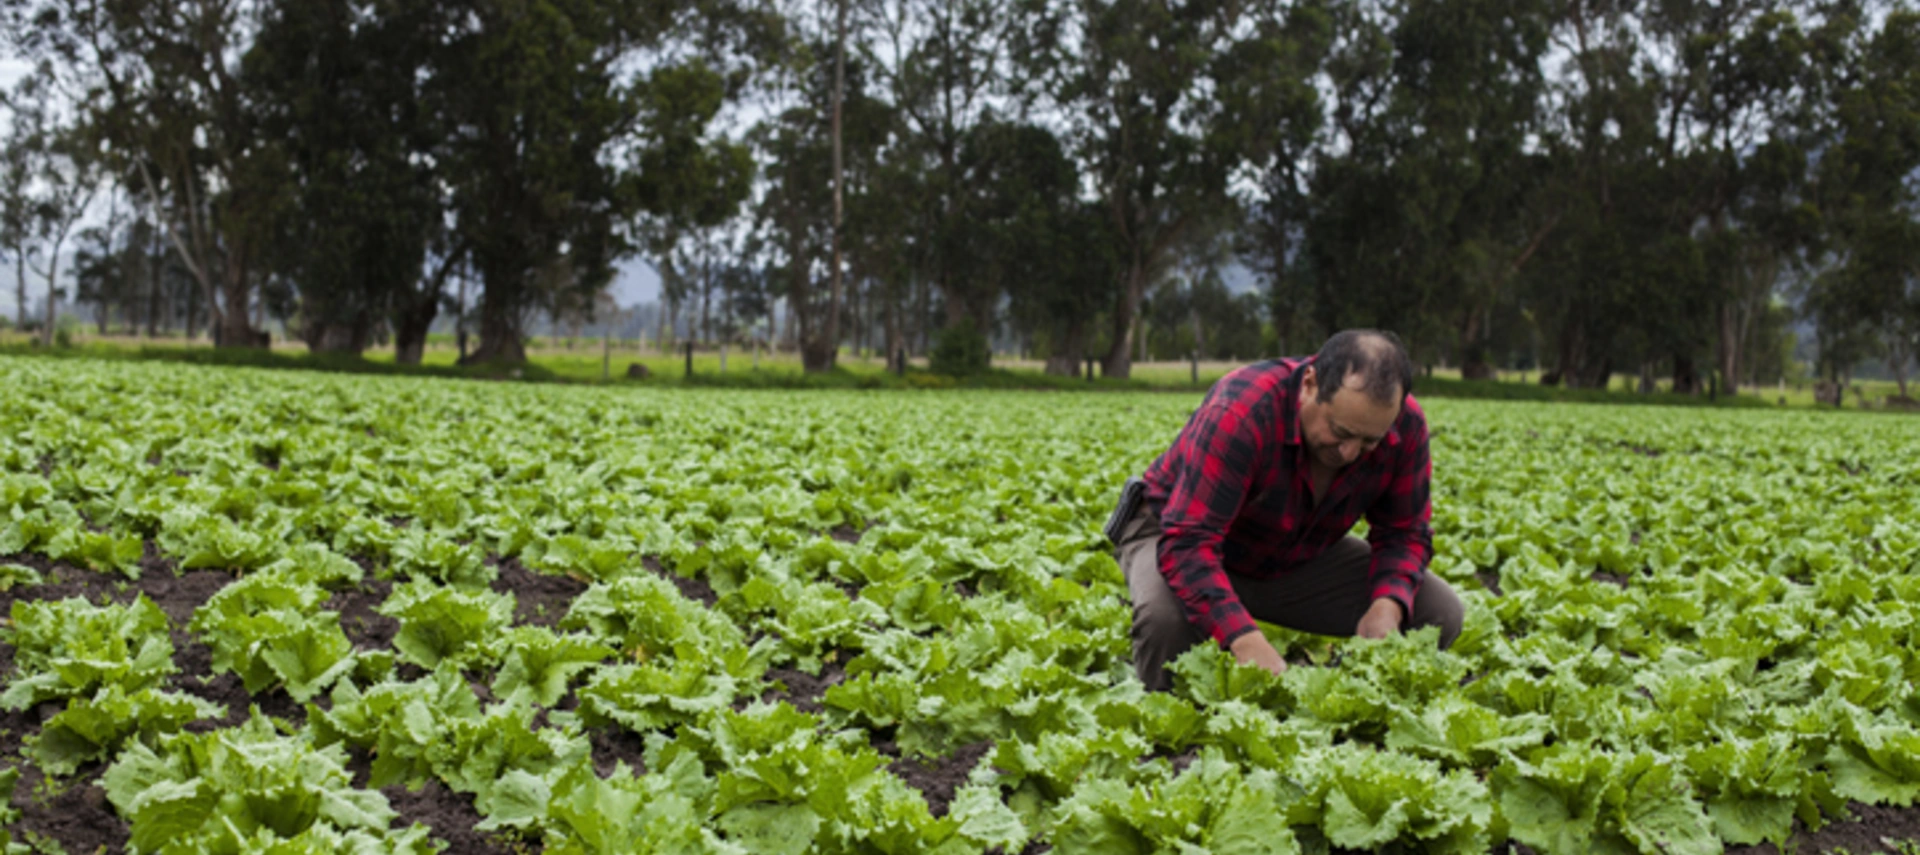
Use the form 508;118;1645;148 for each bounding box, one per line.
1140;357;1433;646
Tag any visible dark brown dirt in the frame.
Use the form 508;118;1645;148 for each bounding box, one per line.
1590;569;1630;588
0;701;57;769
829;525;865;545
588;727;648;778
7;764;128;855
884;740;994;818
1144;746;1199;775
1476;569;1504;596
642;555;717;608
760;663;849;715
1725;802;1920;855
325;578;399;652
381;779;532;855
177;672;308;732
0;549;224;619
490;557;587;628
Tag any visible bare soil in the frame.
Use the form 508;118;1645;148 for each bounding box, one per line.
324;577;399;651
642;554;717;607
760;662;849;715
876;738;994;818
489;556;587;628
382;778;533;855
8;547;1920;855
588;726;649;778
1724;802;1920;855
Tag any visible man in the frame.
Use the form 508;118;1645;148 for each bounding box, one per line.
1112;329;1463;691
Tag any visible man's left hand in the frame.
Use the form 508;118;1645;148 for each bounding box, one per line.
1355;598;1403;639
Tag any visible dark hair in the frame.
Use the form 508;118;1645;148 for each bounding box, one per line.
1312;329;1414;404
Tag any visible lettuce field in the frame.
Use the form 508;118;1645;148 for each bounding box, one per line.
2;355;1918;855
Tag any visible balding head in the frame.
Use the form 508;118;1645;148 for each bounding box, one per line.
1310;329;1414;405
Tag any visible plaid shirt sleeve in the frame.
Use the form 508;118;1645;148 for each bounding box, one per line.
1155;399;1267;647
1364;404;1433;618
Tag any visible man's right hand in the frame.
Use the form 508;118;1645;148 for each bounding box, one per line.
1229;631;1288;676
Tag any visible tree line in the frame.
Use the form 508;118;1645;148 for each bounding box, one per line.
2;0;1916;393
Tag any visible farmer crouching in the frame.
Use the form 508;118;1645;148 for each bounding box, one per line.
1107;329;1464;691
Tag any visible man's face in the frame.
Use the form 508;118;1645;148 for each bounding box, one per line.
1298;367;1401;470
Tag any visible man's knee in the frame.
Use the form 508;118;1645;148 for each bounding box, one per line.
1131;596;1200;691
1411;573;1464;650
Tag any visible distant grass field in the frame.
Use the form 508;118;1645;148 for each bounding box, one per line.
3;330;1908;411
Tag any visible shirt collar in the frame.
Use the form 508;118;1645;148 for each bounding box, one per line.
1280;356;1311;447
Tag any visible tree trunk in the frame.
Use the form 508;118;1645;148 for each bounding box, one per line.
1102;262;1147;379
1458;308;1496;380
15;252;27;331
392;291;439;365
1553;323;1585;388
659;294;675;353
699;257;712;345
462;277;528;364
1044;317;1087;376
217;247;266;348
40;253;58;347
145;238;161;337
815;0;846;375
1888;335;1913;400
1671;353;1701;395
188;277;203;341
304;316;372;355
801;336;837;372
885;281;904;374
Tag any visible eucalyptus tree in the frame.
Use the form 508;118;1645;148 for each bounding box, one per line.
751;21;893;371
1016;0;1333;378
0;100;34;331
1252;0;1554;374
868;0;1020;346
5;0;289;348
1798;5;1920;389
0;72;104;345
241;0;446;358
957;119;1112;374
430;0;760;365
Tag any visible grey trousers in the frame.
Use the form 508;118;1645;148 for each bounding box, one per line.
1117;506;1464;691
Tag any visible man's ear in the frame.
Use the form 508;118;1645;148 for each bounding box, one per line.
1299;365;1318;401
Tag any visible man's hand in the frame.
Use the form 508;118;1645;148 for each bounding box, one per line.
1229;632;1288;676
1356;598;1404;639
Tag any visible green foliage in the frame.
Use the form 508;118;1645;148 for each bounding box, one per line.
0;562;43;590
102;712;438;853
3;357;1920;854
0;768;19;854
189;571;358;702
929;319;991;376
377;581;514;669
562;574;746;666
33;685;223;777
489;626;615;707
1049;749;1303;854
3;595;176;710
